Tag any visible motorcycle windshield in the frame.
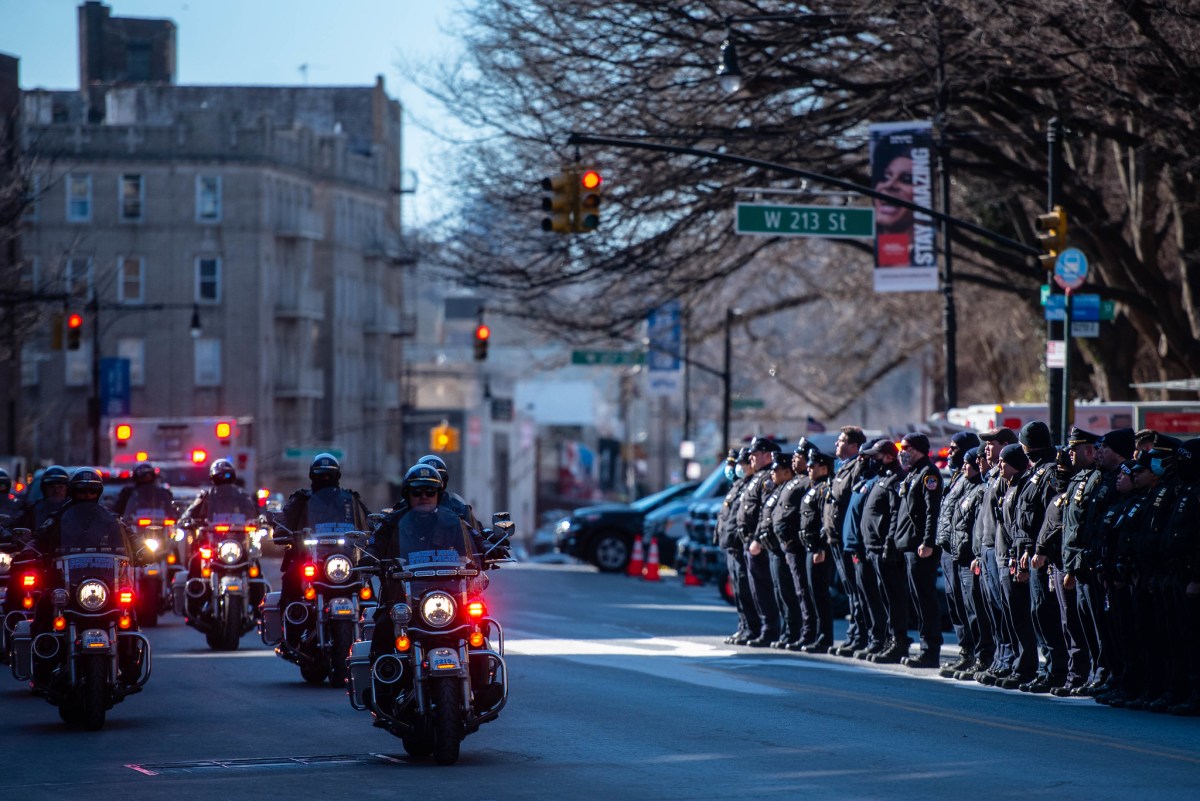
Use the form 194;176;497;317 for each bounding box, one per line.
396;508;475;568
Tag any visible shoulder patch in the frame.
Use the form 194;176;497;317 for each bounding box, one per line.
924;475;939;491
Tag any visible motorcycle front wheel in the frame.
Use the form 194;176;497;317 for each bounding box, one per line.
82;653;108;731
140;576;161;627
328;621;354;687
432;679;463;766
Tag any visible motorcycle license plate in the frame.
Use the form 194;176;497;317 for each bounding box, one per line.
81;629;109;649
329;598;355;617
429;647;460;671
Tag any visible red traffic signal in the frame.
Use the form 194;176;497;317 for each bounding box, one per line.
66;312;84;350
474;323;490;361
577;169;602;232
580;169;601;190
67;313;83;329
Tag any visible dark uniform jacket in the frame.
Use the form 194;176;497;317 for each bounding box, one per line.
12;497;68;534
1104;490;1150;581
181;484;258;527
997;468;1030;562
1;492;24;525
1034;491;1069;567
891;456;943;552
115;482;176;520
757;483;786;552
369;506;479;605
1163;477;1200;579
823;457;865;549
30;500;128;559
771;475;809;554
799;475;833;552
1137;472;1182;569
972;466;1004;558
862;468;902;556
717;476;748;550
842;464;879;557
736;467;773;546
950;476;985;563
1061;467;1103;576
1010;454;1057;556
935;470;970;552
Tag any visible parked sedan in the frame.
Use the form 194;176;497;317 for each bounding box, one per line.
555;480;699;572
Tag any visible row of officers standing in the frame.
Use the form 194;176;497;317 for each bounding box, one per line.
716;423;1200;716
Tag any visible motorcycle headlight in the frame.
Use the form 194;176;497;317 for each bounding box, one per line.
324;555;353;583
420;591;456;628
144;537;160;554
0;552;11;572
218;540;244;563
77;579;109;611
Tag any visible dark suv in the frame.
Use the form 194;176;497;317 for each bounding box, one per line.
555;481;699;572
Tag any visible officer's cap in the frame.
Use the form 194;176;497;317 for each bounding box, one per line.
979;427;1019;445
807;449;835;469
1098;428;1136;459
770;451;792;470
862;438;898;458
749;436;782;454
1067;427;1099;446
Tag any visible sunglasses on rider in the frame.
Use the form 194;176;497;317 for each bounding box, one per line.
409;488;439;498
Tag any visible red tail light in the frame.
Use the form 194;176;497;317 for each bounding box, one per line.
115;424;133;442
302;564;317;578
199;546;213;560
214;524;230;533
138;518;152;527
467;600;486;619
119;589;134;605
164;518;177;526
191;449;208;464
22;574;36;588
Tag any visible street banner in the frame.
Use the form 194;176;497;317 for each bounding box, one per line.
646;300;682;397
869;121;938;292
99;357;131;417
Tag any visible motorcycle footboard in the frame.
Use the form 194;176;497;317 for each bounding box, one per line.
118;631;153;689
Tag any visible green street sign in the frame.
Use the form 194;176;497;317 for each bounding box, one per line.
571;350;646;366
1100;299;1115;321
735;203;875;238
731;398;765;410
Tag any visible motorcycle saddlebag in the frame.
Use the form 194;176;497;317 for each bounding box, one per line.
259;591;283;646
347;639;372;710
10;619;32;682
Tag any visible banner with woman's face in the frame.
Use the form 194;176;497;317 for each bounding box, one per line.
869;121;938;292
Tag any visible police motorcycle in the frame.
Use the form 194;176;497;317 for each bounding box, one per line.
174;511;269;650
258;514;376;686
124;508;181;627
346;509;513;766
0;527;39;666
4;534;151;730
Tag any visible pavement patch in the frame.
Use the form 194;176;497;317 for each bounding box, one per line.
126;753;405;776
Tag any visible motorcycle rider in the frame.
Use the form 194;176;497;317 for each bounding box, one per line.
277;453;370;643
179;459;261;613
114;461;175;519
0;468;22;524
23;469;132;643
367;464;505;656
2;467;72;632
416;454;480;532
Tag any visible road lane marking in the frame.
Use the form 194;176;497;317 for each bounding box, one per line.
607;603;737;613
505;632;783;696
156;650;276;658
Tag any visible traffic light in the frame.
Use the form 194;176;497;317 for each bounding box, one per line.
541;168;576;233
1035;206;1068;270
576;168;602;233
430;423;460;453
66;312;83;350
474;322;490;361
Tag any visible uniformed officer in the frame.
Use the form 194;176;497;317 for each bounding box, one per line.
761;451;804;648
1165;438;1200;716
736;437;783;647
778;442;816;649
0;468;22;524
857;439;905;661
973;427;1019;685
891;433;944;668
936;430;982;676
946;446;994;680
825;426;869;656
717;449;755;644
799;449;836;653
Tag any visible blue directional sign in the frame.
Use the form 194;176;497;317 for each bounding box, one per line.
1054;247;1089;290
99;357;131;417
1044;293;1101;323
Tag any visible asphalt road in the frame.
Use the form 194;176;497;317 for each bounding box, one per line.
2;560;1199;800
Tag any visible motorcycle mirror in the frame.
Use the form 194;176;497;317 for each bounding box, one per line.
491;512;511;525
271;530;294;547
367;513;386;523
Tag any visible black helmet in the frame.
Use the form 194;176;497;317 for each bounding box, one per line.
133;461;156;484
402;464;443;497
210;458;237;485
309;452;341;483
67;467;104;500
0;468;9;493
41;465;70;490
417;454;449;488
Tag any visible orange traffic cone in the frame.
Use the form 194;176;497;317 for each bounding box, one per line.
683;551;703;586
627;535;645;577
642;536;661;582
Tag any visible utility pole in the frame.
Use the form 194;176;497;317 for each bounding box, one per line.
1046;117;1064;444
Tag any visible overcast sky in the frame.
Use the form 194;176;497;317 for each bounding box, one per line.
0;0;472;226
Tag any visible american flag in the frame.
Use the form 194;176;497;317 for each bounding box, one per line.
805;415;826;434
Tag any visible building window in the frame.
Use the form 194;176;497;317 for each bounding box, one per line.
195;257;221;303
67;174;91;222
120;174;144;221
127;41;152;81
65;257;93;302
118;256;144;303
117;338;145;386
194;338;221;386
196;175;221;222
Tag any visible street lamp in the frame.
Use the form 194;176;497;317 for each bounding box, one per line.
190;303;202;338
716;36;742;94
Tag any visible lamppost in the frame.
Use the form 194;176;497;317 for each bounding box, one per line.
721;307;742;453
88;300;202;464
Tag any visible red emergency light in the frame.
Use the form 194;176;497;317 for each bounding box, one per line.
191;449;208;464
216;421;233;440
115;424;133;443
